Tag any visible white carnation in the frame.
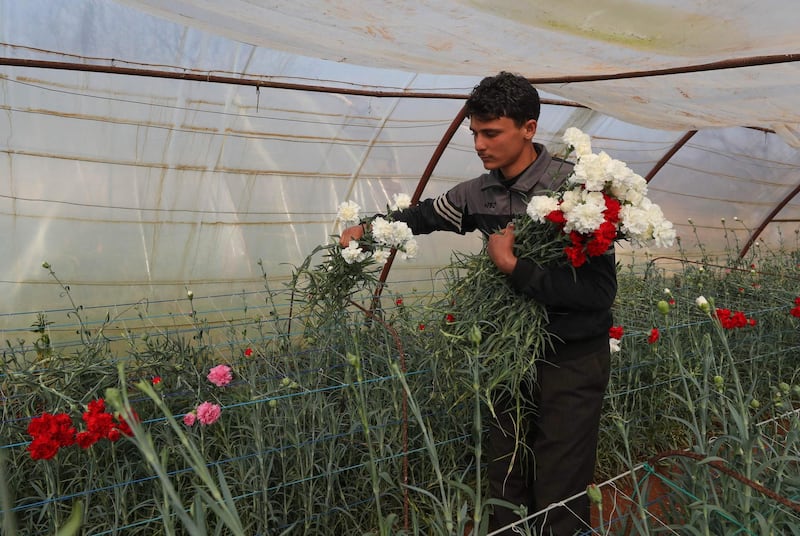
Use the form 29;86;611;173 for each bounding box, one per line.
370;217;394;244
337;200;361;223
619;204;651;240
570;151;613;191
563;191;606;234
391;193;412;211
651;218;676;248
372;249;391;264
609;337;621;353
526;196;560;222
610;172;647;205
372;217;415;249
399;238;419;259
341;241;368;264
390;221;414;246
563;127;592;158
619;199;675;247
559;189;583;213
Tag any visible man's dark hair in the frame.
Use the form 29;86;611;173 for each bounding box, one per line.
465;71;540;126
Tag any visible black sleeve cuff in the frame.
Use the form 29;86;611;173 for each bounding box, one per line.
508;257;543;296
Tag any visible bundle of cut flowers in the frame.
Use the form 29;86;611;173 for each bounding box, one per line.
519;127;675;268
292;193;418;312
336;194;419;266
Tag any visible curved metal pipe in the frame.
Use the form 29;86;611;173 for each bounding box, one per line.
374;104;468;294
740;181;800;258
644;131;696;183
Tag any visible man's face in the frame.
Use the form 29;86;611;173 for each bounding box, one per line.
469;116;537;178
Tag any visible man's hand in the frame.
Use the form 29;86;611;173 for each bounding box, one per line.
487;223;518;274
339;224;364;247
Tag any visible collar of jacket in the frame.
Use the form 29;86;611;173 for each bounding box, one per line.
479;143;552;194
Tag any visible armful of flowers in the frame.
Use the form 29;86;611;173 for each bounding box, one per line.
523;127;676;268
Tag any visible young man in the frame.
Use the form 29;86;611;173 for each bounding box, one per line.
340;72;617;535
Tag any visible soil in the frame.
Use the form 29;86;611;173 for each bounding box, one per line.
590;467;677;534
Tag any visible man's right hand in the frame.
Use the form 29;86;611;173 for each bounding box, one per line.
339;224;364;247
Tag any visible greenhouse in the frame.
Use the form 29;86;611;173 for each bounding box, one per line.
1;0;799;534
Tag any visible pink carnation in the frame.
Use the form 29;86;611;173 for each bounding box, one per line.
196;402;221;425
183;412;197;426
207;365;232;387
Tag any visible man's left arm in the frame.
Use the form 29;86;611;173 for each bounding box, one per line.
488;223;617;310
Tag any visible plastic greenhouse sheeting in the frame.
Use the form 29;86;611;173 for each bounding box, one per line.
2;0;800;333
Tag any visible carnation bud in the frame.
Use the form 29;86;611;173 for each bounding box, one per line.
749;399;760;409
586;484;603;506
41;261;51;270
469;324;482;345
104;387;123;411
778;382;790;394
657;300;670;315
713;375;724;388
187;290;194;300
695;296;710;313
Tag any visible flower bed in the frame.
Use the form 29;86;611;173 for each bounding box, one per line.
2;225;800;534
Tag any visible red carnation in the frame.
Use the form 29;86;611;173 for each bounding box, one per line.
115;410;138;437
569;230;584;247
609;326;624;340
564;245;587;267
86;398;106;415
597;220;617;241
603;194;621;223
28;438;60;460
76;431;100;449
648;328;660;344
545;210;566;226
27;412;76;450
587;235;613;257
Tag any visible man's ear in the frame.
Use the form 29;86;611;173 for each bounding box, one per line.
524;119;537;141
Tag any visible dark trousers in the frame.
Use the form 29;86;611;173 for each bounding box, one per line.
486;344;611;535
